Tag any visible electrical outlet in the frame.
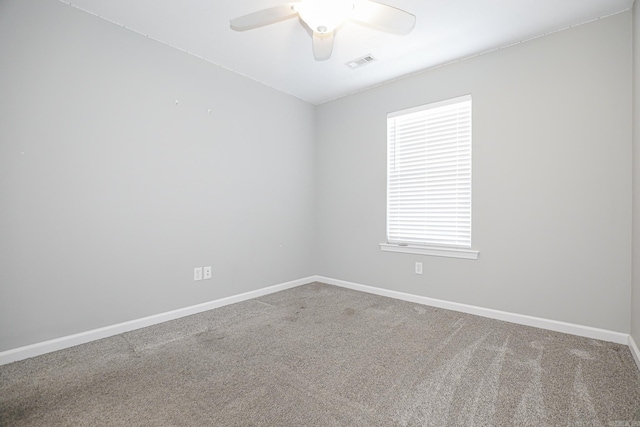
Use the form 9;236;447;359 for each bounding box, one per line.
204;266;212;279
194;267;203;281
415;262;423;275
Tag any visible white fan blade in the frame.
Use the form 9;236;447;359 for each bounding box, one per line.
312;31;334;61
351;0;416;35
230;3;299;31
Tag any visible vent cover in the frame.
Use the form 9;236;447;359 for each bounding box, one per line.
346;55;377;69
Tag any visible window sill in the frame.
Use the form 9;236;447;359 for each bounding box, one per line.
379;243;479;260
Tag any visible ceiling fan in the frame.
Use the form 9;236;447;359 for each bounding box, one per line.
230;0;416;61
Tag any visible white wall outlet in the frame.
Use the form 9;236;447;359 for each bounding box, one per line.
194;267;203;281
203;266;212;280
415;262;423;275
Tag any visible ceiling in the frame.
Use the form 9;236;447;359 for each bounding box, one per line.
62;0;634;105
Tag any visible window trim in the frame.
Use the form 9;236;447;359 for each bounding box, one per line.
379;243;479;260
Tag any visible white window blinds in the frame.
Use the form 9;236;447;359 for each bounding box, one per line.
387;95;472;248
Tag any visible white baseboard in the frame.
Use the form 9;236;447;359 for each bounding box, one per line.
317;276;630;345
1;274;633;366
629;335;640;371
0;276;313;366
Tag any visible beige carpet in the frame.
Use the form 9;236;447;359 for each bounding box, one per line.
1;282;640;426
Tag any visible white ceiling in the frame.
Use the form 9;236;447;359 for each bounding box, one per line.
62;0;634;104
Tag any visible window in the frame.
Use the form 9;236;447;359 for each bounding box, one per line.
381;95;478;260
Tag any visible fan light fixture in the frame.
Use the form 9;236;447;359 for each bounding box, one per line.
230;1;415;61
296;0;355;34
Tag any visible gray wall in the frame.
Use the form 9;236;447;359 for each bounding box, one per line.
0;0;316;351
633;2;640;344
0;1;635;353
315;12;632;333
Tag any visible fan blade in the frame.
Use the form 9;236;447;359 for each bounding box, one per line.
351;0;416;35
312;31;334;61
230;3;299;31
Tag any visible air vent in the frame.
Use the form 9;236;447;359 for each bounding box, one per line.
346;55;377;69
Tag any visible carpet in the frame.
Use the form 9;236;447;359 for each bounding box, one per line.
1;282;639;426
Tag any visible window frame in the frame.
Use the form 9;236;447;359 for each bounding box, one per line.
381;95;479;260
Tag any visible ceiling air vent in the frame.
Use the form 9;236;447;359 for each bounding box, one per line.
346;55;377;69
